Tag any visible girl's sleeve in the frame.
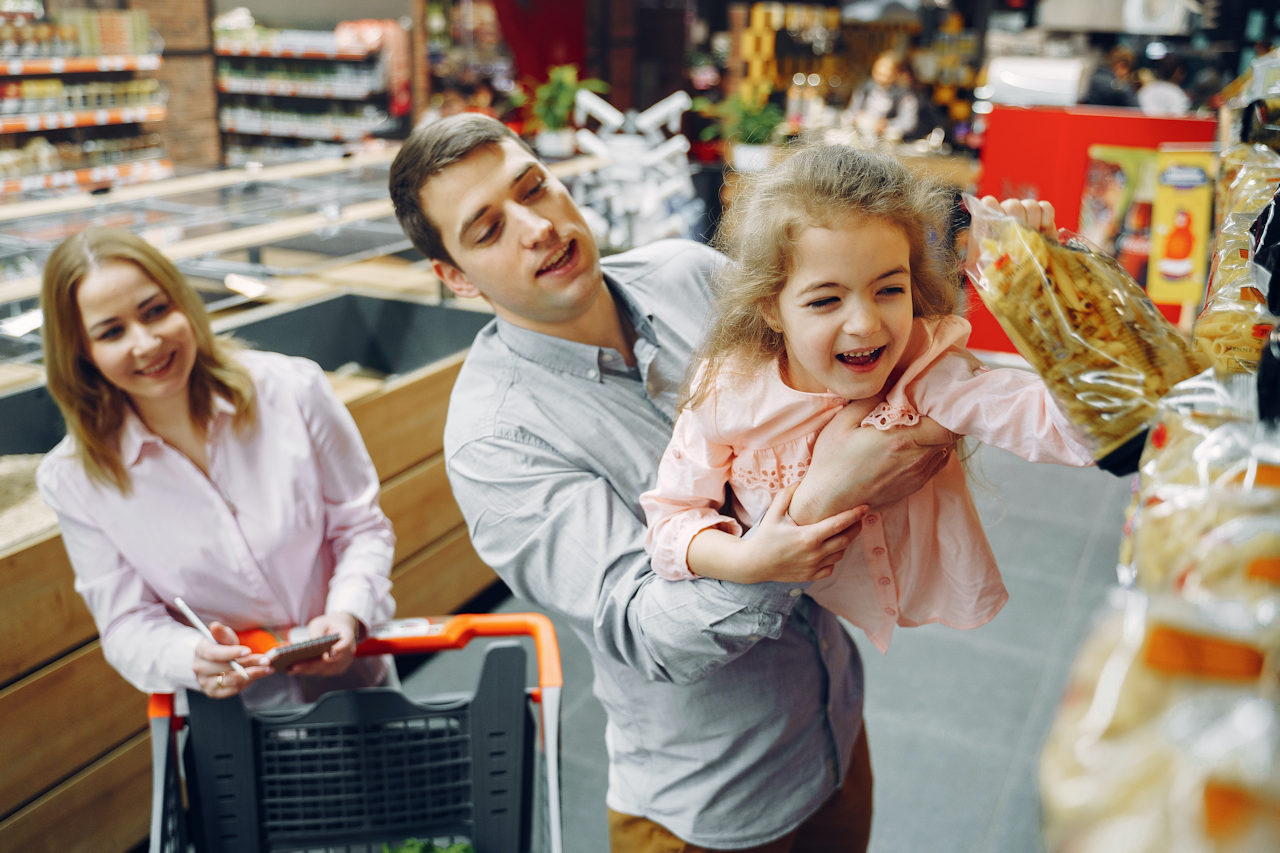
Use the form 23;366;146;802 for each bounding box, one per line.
36;461;203;693
911;351;1096;467
291;358;396;627
639;409;743;580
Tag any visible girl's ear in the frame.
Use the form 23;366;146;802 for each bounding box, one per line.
433;261;484;300
761;301;782;333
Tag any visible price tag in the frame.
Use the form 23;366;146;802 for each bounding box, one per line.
60;111;76;127
94;109;109;125
25;115;40;131
51;58;64;73
7;60;20;75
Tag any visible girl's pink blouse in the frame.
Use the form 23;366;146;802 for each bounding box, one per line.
640;315;1094;651
36;350;396;694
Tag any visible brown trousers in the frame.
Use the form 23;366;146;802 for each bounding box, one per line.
607;722;873;853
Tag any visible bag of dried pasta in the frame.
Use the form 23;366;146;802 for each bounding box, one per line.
1195;167;1280;374
1041;589;1280;853
964;195;1206;474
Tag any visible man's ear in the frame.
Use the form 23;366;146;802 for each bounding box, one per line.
433;260;483;300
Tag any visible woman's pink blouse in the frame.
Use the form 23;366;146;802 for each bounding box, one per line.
36;351;396;693
640;315;1094;652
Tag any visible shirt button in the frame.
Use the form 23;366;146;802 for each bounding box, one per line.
872;546;885;556
878;577;891;586
884;607;896;616
865;515;878;526
587;369;598;379
749;635;760;642
672;448;682;460
789;588;802;598
821;639;830;651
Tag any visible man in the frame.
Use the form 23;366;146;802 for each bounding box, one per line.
1081;46;1140;109
389;114;954;852
846;52;919;141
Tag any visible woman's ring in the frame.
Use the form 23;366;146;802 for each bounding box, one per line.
216;672;225;689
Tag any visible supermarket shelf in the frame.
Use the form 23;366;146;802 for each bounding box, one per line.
216;77;383;100
220;115;386;141
2;55;163;76
0;158;173;195
214;41;373;61
0;104;166;134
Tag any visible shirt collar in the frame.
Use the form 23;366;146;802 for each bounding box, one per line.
494;275;658;383
118;394;235;467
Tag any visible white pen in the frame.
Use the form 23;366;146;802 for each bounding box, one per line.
174;597;250;679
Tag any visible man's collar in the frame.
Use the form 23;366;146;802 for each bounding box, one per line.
494;275;657;381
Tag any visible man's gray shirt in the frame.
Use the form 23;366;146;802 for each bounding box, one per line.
443;239;864;847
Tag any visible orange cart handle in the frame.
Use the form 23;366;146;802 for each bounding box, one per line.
236;613;563;690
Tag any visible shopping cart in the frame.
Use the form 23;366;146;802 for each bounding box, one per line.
147;613;564;853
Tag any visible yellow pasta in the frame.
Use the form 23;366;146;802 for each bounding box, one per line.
972;216;1205;459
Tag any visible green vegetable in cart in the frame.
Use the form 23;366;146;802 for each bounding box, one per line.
381;840;476;853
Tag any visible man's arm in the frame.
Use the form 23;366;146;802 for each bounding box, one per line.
787;410;957;525
448;435;809;685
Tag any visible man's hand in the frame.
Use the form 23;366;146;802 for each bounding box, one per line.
789;410;957;524
288;612;362;677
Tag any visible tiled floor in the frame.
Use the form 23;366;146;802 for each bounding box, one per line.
401;444;1134;853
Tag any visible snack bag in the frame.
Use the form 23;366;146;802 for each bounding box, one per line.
1041;590;1280;853
964;195;1206;473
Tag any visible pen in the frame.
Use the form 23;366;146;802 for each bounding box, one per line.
174;597;250;679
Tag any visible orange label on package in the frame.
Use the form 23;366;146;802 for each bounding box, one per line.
1252;324;1273;339
1228;464;1280;487
1247;557;1280;583
1203;782;1280;841
1143;625;1264;681
1241;287;1266;304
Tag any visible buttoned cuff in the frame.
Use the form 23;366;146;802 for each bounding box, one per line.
163;629;203;691
653;513;743;580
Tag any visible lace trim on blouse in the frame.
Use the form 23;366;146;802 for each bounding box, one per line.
861;402;921;431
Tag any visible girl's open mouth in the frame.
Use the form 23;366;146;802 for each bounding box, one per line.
836;346;885;371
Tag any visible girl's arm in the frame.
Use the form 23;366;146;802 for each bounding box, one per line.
642;411;865;584
912;353;1095;467
289;358;396;674
640;410;744;580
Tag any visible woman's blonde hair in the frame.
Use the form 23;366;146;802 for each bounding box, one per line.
41;227;256;492
682;143;959;411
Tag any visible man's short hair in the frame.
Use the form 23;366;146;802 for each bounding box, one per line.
389;113;535;266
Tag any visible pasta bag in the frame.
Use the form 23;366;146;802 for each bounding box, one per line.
1195;162;1279;375
1119;370;1256;584
1040;590;1280;853
1133;421;1280;593
964;195;1205;474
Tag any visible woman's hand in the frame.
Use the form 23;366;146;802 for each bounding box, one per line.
789;411;957;524
287;612;363;677
193;621;272;698
980;195;1058;241
688;484;867;584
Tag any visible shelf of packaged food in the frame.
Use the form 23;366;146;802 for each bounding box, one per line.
216;77;383;100
2;55;163;76
0;103;165;134
214;41;373;61
0;158;173;195
219;114;385;141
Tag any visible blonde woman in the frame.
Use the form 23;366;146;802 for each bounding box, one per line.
36;227;396;706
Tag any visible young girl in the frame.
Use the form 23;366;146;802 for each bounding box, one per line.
640;145;1094;653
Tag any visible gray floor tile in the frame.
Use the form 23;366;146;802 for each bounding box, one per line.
983;756;1047;853
981;514;1094;585
962;573;1075;659
856;628;1043;751
864;713;1014;853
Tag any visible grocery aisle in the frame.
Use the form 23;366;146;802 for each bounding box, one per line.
401;443;1134;853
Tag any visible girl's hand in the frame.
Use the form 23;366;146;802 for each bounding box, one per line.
288;612;362;677
980;195;1058;241
193;621;272;698
716;484;867;584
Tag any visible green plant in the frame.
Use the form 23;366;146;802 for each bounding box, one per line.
382;840;474;853
531;64;609;131
692;92;784;145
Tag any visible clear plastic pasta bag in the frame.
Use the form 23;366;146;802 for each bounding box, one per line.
1116;370;1256;582
1196;172;1280;374
964;195;1206;474
1132;420;1280;601
1040;589;1280;853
